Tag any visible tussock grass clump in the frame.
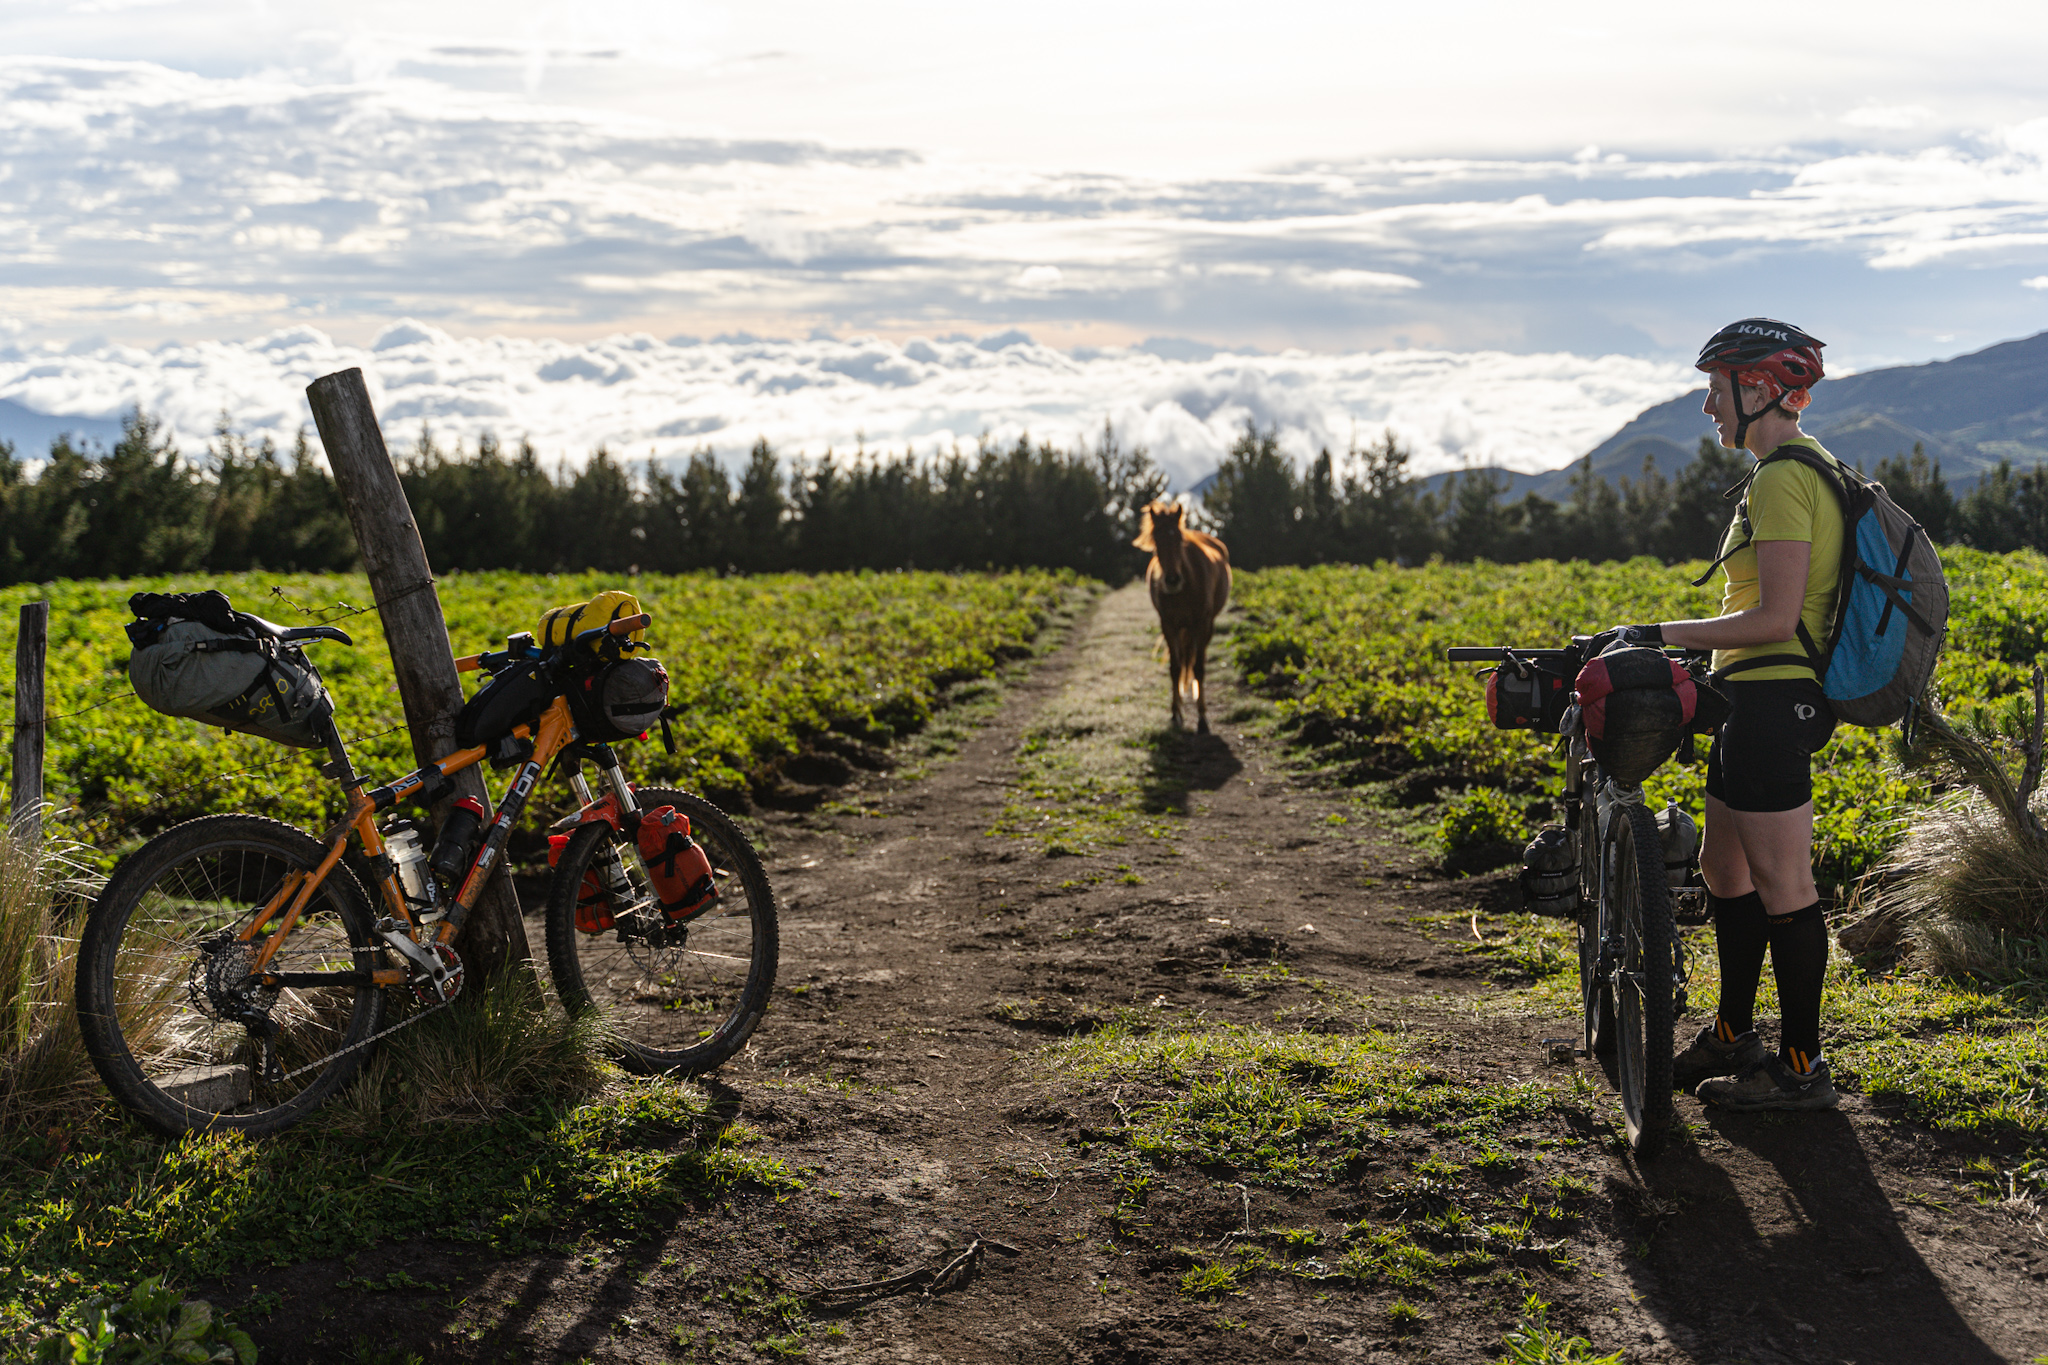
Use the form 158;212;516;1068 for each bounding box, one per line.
328;966;619;1132
1880;690;2048;982
0;826;102;1130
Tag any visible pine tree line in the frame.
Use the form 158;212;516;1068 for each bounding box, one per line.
0;412;1168;584
0;410;2040;586
1200;428;2046;567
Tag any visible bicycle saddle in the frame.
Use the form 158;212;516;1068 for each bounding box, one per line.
240;612;353;646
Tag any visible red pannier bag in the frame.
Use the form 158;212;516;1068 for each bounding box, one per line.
1574;646;1696;785
637;805;718;924
1486;661;1571;731
547;832;613;933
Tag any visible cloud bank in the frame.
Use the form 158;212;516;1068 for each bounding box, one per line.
4;57;2048;366
0;325;1700;488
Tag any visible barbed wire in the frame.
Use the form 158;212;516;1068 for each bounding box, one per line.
59;721;411;843
266;578;437;624
4;578;437;733
19;692;139;728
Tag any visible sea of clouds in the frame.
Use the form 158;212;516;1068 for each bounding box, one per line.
4;56;2048;359
5;52;2046;483
0;324;1700;486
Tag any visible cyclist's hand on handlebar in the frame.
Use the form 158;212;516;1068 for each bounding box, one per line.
1589;623;1664;655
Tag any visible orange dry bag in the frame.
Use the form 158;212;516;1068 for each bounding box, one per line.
548;832;614;933
637;805;717;923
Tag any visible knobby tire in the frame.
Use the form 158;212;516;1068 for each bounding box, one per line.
544;787;778;1075
1611;802;1676;1158
1577;794;1616;1058
75;814;386;1137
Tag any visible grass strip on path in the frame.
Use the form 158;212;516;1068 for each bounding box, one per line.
990;581;1191;856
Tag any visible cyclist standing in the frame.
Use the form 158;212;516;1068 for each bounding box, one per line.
1608;318;1841;1112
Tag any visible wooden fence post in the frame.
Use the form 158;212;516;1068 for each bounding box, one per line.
304;369;532;982
10;601;47;843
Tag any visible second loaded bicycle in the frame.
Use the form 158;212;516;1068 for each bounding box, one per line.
76;591;778;1137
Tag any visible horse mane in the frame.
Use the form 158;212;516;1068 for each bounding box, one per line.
1133;499;1184;553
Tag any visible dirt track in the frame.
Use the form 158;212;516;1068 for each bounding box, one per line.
234;583;2048;1364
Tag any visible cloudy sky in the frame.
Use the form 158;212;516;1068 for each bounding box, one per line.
3;1;2047;483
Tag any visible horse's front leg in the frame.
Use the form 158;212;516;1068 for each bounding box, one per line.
1192;623;1212;735
1165;630;1185;730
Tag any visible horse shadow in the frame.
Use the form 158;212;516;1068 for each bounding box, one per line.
1138;728;1243;816
1614;1105;2006;1364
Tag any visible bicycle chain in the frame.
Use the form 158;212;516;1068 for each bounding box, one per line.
276;991;456;1082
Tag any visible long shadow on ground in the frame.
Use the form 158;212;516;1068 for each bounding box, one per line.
1624;1109;2005;1364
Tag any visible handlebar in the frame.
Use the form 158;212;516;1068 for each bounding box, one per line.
1445;642;1712;666
455;611;655;674
1445;646;1572;663
575;612;651;647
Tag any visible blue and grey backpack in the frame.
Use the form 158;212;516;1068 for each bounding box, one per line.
1693;443;1947;729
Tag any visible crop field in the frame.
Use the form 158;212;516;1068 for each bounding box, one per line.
1228;548;2048;883
0;569;1080;853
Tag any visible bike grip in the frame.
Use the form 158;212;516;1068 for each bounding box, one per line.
1445;647;1507;661
454;654;481;672
610;613;651;635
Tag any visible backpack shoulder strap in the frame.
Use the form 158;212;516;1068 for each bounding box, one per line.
1703;444;1849;682
1687;445;1841;588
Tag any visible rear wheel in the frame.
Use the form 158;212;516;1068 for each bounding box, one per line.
544;788;777;1074
75;815;386;1137
1610;802;1676;1158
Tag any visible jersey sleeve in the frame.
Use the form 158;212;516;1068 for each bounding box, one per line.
1748;461;1823;543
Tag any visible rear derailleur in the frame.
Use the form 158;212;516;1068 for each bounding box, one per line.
188;929;286;1085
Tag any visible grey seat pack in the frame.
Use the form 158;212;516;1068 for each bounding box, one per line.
128;602;336;750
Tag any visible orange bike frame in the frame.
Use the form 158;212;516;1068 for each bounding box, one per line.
239;696;579;987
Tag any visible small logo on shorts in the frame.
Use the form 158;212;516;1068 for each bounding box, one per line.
1794;703;1817;720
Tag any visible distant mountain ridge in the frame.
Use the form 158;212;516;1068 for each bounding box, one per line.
0;399;124;455
1424;328;2048;500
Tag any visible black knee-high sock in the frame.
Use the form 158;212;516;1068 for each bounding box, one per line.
1767;901;1829;1071
1711;889;1769;1038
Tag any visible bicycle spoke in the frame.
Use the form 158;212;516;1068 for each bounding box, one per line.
78;816;384;1137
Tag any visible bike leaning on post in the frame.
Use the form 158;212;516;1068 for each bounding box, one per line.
1447;637;1718;1159
76;593;778;1137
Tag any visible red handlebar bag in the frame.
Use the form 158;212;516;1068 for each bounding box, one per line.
1575;646;1695;785
1486;664;1571;731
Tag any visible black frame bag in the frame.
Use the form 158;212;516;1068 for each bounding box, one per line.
455;661;556;749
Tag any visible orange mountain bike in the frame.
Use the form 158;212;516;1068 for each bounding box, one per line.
76;611;779;1137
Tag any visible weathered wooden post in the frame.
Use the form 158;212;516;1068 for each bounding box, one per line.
10;601;47;843
305;369;532;981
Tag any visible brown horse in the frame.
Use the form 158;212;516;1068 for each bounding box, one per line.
1134;500;1232;734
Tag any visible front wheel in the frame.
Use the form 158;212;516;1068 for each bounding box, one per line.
1610;802;1676;1158
544;788;778;1074
1576;799;1615;1058
75;815;387;1137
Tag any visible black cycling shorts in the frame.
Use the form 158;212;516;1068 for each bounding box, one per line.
1704;678;1838;813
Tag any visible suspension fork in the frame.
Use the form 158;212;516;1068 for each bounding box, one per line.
565;746;646;904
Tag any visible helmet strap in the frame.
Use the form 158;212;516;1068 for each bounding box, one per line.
1730;380;1786;450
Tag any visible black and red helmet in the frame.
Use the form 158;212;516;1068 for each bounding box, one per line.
1695;318;1825;399
1696;318;1826;445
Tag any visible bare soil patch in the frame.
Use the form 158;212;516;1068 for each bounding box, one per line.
217;584;2048;1364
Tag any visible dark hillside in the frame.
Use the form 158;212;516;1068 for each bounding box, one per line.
1578;329;2048;487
